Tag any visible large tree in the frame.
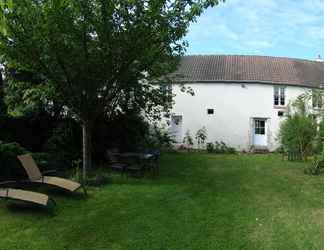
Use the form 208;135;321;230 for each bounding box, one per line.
0;0;223;181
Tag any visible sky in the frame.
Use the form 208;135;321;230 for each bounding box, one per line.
185;0;324;60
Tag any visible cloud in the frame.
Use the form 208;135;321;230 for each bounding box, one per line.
185;0;324;59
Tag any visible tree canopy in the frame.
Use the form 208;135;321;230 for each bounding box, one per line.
0;0;223;181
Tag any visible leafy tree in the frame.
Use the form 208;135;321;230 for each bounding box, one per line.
279;97;317;160
0;69;6;116
0;0;223;181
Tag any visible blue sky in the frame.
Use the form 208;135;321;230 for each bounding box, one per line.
185;0;324;60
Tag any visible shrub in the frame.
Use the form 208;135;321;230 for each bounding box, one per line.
315;120;324;153
279;114;316;161
206;142;214;153
0;142;28;181
195;127;207;149
206;141;236;154
279;97;317;160
215;141;236;154
183;130;194;150
0;112;56;152
31;152;70;173
44;119;82;164
92;113;153;162
304;154;324;175
144;124;175;151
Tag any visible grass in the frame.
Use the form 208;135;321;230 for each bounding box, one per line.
1;153;324;249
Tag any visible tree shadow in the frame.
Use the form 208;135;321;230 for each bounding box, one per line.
5;201;56;217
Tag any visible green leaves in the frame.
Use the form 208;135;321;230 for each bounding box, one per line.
0;0;222;175
279;97;317;160
0;0;220;123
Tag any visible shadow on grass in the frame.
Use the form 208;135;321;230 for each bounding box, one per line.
6;201;56;216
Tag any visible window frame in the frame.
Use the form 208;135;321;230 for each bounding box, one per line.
255;120;266;135
274;86;286;107
207;108;214;115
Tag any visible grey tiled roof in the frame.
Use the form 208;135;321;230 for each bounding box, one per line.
172;55;324;87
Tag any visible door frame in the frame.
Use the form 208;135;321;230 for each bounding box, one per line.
170;114;183;143
250;117;270;148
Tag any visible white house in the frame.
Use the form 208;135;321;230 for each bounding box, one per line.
168;55;324;152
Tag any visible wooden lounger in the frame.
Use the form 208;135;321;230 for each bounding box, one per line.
17;154;84;194
0;188;55;208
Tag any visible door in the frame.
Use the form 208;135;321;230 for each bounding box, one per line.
253;119;267;147
170;115;183;143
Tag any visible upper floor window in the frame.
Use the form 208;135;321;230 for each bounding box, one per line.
160;83;172;93
274;86;285;106
207;109;214;115
312;90;322;109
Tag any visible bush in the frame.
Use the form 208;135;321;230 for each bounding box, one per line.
315;120;324;153
183;130;194;150
0;142;28;181
304;154;324;175
0;111;173;170
279;97;317;160
206;141;236;154
31;152;71;173
144;124;175;151
206;142;214;153
279;114;316;160
0;112;56;152
92;113;155;162
196;127;207;149
44;119;82;164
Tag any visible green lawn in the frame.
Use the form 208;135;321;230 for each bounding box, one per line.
1;153;324;250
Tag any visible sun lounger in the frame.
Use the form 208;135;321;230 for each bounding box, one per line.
0;188;55;208
17;154;84;194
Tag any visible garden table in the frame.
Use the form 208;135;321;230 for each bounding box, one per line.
112;152;159;176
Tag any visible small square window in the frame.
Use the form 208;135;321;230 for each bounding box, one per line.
207;109;214;115
278;111;285;117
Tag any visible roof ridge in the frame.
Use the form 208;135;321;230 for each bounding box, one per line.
182;54;320;63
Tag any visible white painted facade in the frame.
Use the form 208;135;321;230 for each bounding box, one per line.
169;82;310;151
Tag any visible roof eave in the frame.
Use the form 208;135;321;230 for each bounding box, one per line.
172;79;322;89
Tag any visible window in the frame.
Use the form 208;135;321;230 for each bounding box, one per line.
278;111;285;117
255;120;265;135
171;115;182;125
312;90;322;109
207;109;214;115
274;86;285;106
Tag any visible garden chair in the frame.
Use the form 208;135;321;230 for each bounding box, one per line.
149;150;161;177
0;184;55;209
125;163;145;178
17;154;85;194
106;150;128;175
107;150;148;177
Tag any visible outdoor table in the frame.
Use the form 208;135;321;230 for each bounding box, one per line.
112;152;159;176
118;153;153;159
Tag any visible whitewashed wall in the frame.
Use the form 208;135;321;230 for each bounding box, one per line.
169;83;308;151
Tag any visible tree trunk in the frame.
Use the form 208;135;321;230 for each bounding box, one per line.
82;121;92;184
0;71;6;115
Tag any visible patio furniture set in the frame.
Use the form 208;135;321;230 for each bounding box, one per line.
106;149;160;177
0;154;84;210
0;150;161;211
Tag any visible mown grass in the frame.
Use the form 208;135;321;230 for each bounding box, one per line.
1;153;324;249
